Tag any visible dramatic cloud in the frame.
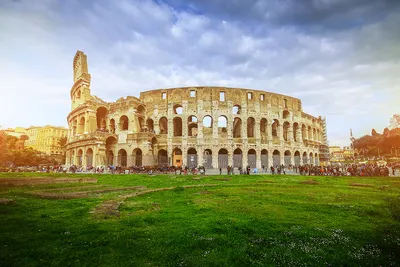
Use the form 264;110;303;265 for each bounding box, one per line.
0;0;399;146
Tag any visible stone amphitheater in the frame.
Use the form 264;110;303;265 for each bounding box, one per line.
66;51;329;169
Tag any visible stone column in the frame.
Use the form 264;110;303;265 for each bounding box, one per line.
182;148;187;168
268;152;273;168
256;149;261;169
243;150;248;168
198;147;204;167
280;152;285;167
154;122;160;135
267;121;272;141
255;119;261;140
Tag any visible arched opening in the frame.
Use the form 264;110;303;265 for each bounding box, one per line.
302;125;307;142
173;104;183;115
202;115;213;137
247;117;255;138
86;148;93;167
137;105;145;114
284;150;291;166
96;107;108;131
105;136;117;166
273;150;280;167
132;148;142;166
72;120;77;136
77;149;83;166
283;110;290;120
107;150;114;166
260;118;268;143
261;149;268;168
313;128;316;141
172;148;182;167
315;153;319;165
147;118;154;132
248;149;256;168
109;119;116;134
203;149;212;169
232;105;241;115
218;116;228;135
138;117;145;132
118;149;128;167
272;119;279;138
294;151;301;166
120;116;129;131
283;121;290;141
187;148;197;168
157;150;168;166
77;117;85;134
302;152;308;165
233;117;242;138
70;150;75;165
159;117;168;134
218;148;228;168
233;148;243;168
173;117;183;136
293;123;299;142
308;126;312;140
188;116;198;137
76;90;81;99
309;152;314;165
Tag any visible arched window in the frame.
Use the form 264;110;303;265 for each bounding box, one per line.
188;116;198;137
247;117;255;138
232;105;241;115
159;117;168;134
272;119;279;137
283;122;290;141
173;104;183;115
96;107;108;131
173;117;182;136
119;116;129;131
233;118;242;138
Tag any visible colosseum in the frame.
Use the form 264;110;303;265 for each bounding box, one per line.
66;51;328;170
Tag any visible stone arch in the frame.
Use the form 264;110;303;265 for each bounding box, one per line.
96;107;108;131
188;116;198;137
309;152;314;165
138;117;145;132
308;126;312;140
120;115;129;131
313;128;316;141
272;119;279;137
172;148;182;167
132;148;143;166
283;121;290;141
294;151;301;166
137;105;145;114
247;117;255;138
86;148;93;167
147;118;154;132
118;149;128;167
77;117;85;134
70;150;75;165
218;148;229;168
232;104;241;115
173;117;182;136
283;110;290;120
302;152;308;165
233;148;243;168
273;150;280;166
173;104;183;115
203;149;213;169
157;149;168;166
284;150;291;166
218;116;228;135
314;152;319;165
202;115;213;136
293;123;299;142
109;119;116;133
261;149;268;168
187;148;198;168
107;150;114;166
159;117;168;134
233;117;242;138
248;149;256;168
77;149;83;166
260;118;268;142
302;124;307;142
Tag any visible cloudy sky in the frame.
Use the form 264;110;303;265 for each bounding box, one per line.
1;0;399;146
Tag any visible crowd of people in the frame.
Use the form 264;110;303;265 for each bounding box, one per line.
6;162;399;177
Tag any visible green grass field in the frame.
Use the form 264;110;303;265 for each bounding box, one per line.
1;173;399;266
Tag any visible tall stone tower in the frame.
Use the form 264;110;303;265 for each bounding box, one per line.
70;51;91;109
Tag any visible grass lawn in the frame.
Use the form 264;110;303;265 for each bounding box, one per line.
1;173;400;266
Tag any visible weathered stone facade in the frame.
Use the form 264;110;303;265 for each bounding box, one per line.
66;51;328;169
